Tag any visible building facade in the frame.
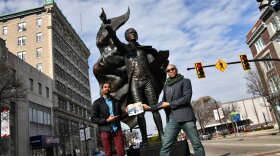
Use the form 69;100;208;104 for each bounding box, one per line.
199;96;273;134
0;38;55;156
245;1;280;128
0;1;95;156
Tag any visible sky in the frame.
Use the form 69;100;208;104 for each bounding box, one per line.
0;0;261;135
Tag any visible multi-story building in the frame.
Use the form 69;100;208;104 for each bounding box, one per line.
0;38;55;156
245;0;280;127
0;1;94;155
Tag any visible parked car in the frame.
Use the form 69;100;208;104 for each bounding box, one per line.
91;151;105;156
200;133;212;140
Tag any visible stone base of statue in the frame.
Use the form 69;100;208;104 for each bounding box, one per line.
127;140;191;156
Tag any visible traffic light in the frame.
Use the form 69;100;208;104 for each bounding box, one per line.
194;62;206;79
240;54;251;71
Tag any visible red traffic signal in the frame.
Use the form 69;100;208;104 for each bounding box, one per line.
240;54;251;71
194;62;206;79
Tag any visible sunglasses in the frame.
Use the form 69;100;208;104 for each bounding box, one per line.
166;68;175;73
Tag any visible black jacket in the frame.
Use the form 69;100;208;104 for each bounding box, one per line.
91;96;126;132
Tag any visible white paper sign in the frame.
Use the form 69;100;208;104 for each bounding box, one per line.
213;107;224;121
127;102;144;116
80;127;90;141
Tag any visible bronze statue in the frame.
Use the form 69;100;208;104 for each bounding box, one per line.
93;8;169;145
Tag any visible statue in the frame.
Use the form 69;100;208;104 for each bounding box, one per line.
93;8;169;145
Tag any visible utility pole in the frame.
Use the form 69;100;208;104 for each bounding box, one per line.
212;98;224;137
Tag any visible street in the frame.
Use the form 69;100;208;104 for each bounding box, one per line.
189;131;280;156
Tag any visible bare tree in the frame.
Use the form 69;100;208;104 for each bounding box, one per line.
245;69;280;130
245;69;268;98
0;62;26;153
0;62;26;103
192;96;217;133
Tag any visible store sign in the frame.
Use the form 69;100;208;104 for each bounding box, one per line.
1;108;10;138
30;135;60;148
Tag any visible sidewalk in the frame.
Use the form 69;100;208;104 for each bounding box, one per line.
213;128;279;140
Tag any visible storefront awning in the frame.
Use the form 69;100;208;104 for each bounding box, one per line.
30;135;60;148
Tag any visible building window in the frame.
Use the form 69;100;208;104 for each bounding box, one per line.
269;76;280;93
18;36;26;46
37;110;43;124
36;48;42;58
29;78;33;91
17;51;26;61
29;107;51;125
36;32;42;42
29;108;32;121
263;54;274;71
36;18;42;28
18;22;26;32
43;112;50;125
32;109;38;122
255;37;265;53
2;26;7;35
46;87;49;98
36;63;42;72
38;82;42;95
271;19;278;34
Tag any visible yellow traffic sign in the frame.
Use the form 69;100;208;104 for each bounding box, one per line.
215;59;227;72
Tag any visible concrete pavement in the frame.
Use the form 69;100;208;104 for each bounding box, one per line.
188;128;280;156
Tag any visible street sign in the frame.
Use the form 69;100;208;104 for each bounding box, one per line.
215;59;227;72
231;112;241;122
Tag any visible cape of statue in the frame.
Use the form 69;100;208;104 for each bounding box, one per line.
93;8;169;128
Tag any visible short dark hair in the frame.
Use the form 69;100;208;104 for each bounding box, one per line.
101;82;111;88
124;28;137;41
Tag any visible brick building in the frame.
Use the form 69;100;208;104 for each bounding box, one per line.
245;1;280;127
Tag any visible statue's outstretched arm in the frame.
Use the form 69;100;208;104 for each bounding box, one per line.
104;24;125;51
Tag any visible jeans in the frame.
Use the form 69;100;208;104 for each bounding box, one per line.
160;115;205;156
101;130;125;156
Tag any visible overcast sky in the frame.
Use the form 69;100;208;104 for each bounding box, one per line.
1;0;261;135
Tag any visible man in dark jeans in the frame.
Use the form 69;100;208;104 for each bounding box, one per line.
143;64;205;156
91;82;127;156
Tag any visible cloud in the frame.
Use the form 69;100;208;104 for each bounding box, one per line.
1;0;261;134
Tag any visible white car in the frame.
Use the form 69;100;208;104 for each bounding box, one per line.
201;133;212;140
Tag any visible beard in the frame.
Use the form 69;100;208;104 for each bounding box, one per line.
103;90;110;95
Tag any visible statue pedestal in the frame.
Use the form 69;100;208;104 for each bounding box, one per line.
127;140;191;156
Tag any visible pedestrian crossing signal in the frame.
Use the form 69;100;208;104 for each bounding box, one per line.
240;54;251;71
194;62;206;79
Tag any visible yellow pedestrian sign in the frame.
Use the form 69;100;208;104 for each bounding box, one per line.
215;59;227;72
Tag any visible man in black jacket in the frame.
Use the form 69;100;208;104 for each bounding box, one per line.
143;64;205;156
91;82;127;156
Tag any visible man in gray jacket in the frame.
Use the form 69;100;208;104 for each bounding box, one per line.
143;64;205;156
